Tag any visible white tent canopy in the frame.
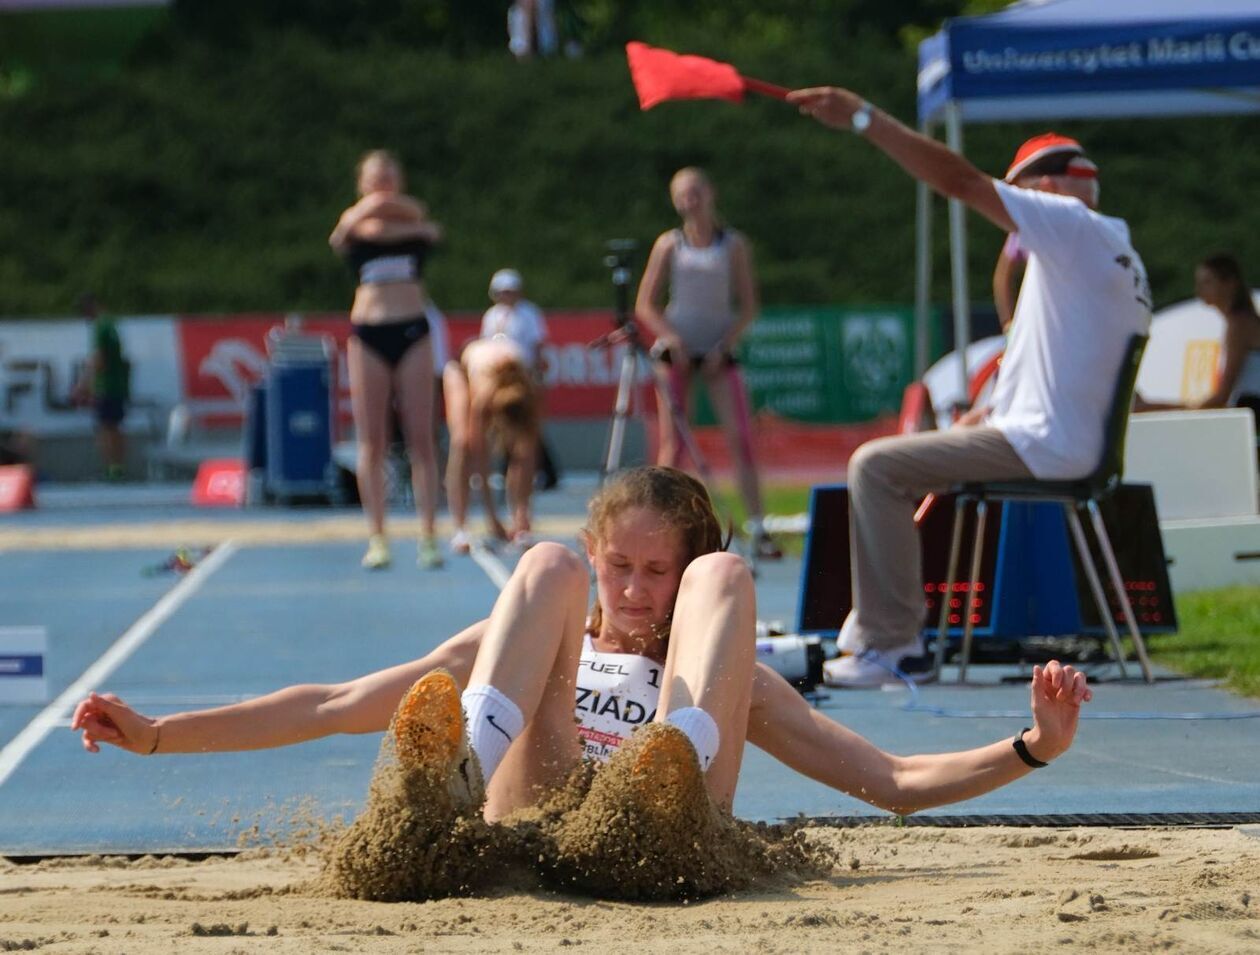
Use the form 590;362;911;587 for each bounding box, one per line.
912;0;1260;392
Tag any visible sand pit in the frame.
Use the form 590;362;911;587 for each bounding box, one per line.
2;826;1256;952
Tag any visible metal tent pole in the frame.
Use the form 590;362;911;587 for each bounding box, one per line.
944;101;971;408
913;120;936;380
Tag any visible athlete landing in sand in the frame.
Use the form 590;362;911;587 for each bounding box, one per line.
75;466;1089;839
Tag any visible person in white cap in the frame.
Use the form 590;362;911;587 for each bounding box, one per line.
482;268;548;370
788;88;1151;687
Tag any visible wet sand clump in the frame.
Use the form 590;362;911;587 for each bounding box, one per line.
513;724;835;901
317;674;495;902
317;736;495;902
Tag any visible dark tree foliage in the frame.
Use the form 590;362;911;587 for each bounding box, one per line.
169;0;505;53
1;2;1255;320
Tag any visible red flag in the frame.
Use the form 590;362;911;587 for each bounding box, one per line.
625;42;786;110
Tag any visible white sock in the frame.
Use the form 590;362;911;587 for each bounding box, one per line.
461;684;524;784
665;706;721;772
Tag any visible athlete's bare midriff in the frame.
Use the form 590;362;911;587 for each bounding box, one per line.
350;280;429;325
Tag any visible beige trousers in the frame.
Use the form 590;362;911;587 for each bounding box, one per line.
838;426;1033;654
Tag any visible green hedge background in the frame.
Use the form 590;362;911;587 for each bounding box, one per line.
1;1;1255;325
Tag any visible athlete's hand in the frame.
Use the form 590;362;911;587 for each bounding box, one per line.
651;333;686;365
1024;661;1092;763
953;404;990;428
71;692;159;756
787;87;865;130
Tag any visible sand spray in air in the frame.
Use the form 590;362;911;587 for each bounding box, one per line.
314;716;836;902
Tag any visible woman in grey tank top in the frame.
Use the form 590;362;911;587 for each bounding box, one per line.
635;167;780;559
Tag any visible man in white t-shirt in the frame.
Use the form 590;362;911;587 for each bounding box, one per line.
789;89;1152;686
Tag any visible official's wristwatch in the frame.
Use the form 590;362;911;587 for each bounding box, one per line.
851;100;873;135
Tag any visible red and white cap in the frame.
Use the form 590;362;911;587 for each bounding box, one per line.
1004;133;1097;183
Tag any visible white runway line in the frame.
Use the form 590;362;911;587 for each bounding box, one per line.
470;543;512;591
0;541;239;789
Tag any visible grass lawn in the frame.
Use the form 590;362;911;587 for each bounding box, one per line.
711;482;813;556
1148;586;1260;700
712;483;813;526
728;481;1259;699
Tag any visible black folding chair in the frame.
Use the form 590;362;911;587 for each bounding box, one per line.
931;334;1155;684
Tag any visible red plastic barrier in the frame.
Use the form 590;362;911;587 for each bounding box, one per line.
0;465;35;512
191;458;245;507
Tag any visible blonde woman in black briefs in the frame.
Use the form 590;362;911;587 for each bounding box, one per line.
330;150;444;571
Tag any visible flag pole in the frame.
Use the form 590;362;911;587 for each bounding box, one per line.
742;76;790;101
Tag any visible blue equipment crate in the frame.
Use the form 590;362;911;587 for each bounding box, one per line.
264;361;335;500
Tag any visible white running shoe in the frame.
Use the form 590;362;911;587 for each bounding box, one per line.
449;529;472;555
823;643;935;687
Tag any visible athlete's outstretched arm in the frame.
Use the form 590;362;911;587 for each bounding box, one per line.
746;660;1090;815
72;622;486;757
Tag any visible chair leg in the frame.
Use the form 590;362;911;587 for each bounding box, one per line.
1064;503;1129;680
932;496;967;681
1087;499;1156;684
958;498;988;684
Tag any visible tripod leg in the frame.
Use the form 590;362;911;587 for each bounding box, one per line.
601;345;640;482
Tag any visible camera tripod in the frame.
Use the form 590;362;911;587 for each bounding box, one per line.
592;241;712;486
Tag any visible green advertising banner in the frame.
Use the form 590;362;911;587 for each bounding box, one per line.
693;305;931;425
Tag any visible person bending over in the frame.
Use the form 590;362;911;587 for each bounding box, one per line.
482;268;560;490
788;93;1152;687
443;336;540;553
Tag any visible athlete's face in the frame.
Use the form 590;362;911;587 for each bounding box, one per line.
670;173;713;221
358;158;402;196
588;506;687;641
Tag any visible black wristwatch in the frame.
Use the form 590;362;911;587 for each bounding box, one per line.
1013;727;1048;768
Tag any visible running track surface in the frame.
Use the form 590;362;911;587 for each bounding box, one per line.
1;492;1257;855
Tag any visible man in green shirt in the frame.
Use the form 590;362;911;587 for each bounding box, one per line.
73;293;130;480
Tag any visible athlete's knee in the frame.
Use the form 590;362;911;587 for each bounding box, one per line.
679;551;752;597
514;542;586;590
357;438;388;465
405;435;436;462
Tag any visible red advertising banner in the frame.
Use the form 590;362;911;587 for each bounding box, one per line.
176;309;636;426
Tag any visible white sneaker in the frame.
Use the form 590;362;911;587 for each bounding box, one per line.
449;529;472;555
823;643;935;687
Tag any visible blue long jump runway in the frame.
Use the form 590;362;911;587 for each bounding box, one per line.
1;529;1258;855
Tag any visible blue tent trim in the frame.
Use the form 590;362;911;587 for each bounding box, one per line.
919;0;1260;124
